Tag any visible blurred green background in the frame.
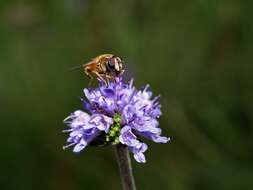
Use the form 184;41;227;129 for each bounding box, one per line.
1;0;252;190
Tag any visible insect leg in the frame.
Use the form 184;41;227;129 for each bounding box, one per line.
91;71;107;86
84;67;94;86
84;68;93;79
105;76;110;86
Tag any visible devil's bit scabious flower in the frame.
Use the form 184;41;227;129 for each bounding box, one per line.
63;77;170;163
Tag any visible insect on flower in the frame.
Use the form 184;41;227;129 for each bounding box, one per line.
71;54;125;85
63;77;170;163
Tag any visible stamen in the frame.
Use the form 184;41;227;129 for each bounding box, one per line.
63;115;73;122
129;78;134;88
62;142;76;150
152;95;161;104
140;105;148;110
62;129;73;133
128;91;137;102
143;84;150;92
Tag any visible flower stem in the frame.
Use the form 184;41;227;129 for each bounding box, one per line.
115;144;137;190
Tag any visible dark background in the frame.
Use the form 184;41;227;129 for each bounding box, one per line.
0;0;252;190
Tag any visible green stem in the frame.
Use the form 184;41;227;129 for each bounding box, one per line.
115;144;137;190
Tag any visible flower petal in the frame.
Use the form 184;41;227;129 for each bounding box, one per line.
133;152;146;163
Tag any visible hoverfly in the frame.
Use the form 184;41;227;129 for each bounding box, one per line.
72;54;124;85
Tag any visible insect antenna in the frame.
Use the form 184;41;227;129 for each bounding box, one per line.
69;64;84;71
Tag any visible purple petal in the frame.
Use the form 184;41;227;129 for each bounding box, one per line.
89;114;113;132
129;142;148;163
80;98;92;112
73;139;87;152
83;88;92;99
122;105;136;124
133;153;146;163
101;88;115;97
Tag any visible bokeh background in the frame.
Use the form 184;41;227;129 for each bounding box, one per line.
1;0;252;190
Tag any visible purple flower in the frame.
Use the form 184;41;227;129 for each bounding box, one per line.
63;110;113;152
63;78;170;163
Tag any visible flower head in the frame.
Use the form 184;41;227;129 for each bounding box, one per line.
63;78;170;163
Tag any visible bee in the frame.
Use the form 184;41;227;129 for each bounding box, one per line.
79;54;124;85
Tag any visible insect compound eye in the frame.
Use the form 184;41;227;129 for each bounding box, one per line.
118;60;123;70
108;59;115;69
116;57;123;68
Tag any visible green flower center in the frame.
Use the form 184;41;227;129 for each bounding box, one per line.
106;113;121;145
